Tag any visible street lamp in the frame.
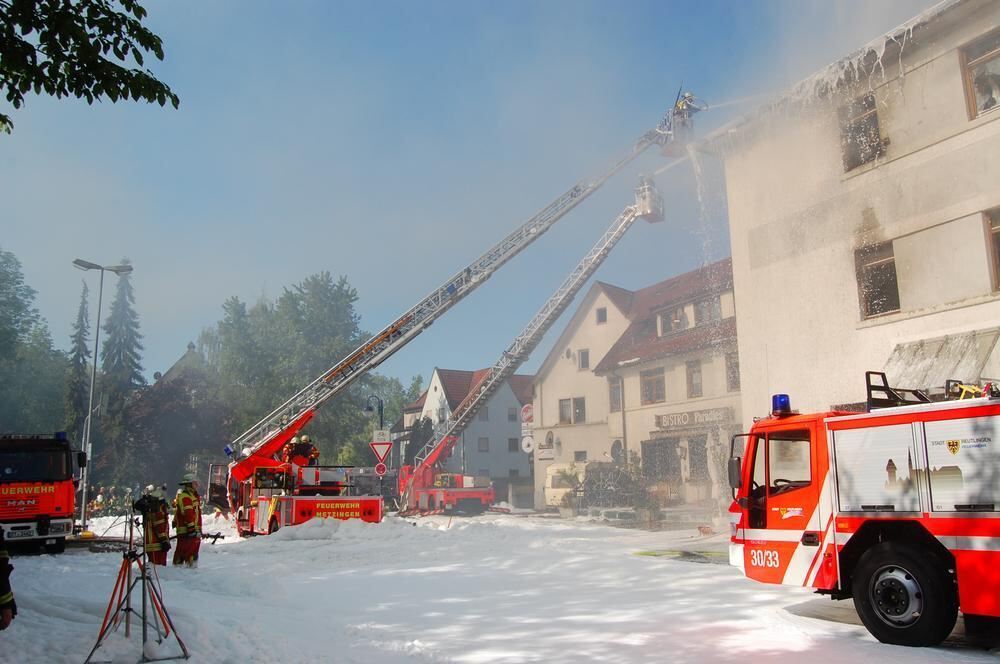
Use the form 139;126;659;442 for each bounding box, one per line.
364;394;385;429
73;258;133;533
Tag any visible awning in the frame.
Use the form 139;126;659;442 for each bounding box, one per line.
883;327;1000;393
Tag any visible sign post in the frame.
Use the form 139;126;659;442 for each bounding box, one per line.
369;439;393;499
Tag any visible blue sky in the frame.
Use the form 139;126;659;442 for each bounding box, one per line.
3;0;935;395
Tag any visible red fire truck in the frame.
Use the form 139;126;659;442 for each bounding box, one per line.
0;432;85;553
398;435;495;515
217;439;382;536
727;373;1000;646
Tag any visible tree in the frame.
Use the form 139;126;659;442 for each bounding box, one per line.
0;247;68;431
64;280;91;443
0;0;179;133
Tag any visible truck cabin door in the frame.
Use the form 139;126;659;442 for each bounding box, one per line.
743;426;825;586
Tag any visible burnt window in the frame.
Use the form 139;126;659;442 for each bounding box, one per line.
726;351;741;392
609;379;622;413
840;93;885;171
558;399;572;424
596;307;608;324
686;360;703;398
640;368;666;404
963;30;1000;119
856;241;900;318
989;210;1000;290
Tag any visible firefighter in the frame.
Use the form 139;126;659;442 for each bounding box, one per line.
172;473;202;568
138;485;171;566
671;92;708;143
0;528;15;630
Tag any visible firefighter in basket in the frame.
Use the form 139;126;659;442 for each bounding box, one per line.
135;485;171;566
172;474;202;568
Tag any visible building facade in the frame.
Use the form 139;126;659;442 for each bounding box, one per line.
711;0;1000;420
532;261;741;514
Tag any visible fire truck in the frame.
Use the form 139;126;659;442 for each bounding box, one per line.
221;114;673;532
727;372;1000;646
399;176;665;515
0;432;86;553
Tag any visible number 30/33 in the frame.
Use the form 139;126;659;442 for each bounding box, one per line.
750;549;780;568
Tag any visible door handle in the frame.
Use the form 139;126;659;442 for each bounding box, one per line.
801;531;820;546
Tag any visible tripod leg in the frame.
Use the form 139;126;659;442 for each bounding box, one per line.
85;558;135;664
145;577;190;659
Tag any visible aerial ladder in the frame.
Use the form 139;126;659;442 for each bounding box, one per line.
399;176;665;515
222;119;670;533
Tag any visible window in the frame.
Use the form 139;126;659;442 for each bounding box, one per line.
989;209;1000;291
686;360;702;398
437;407;446;422
694;297;721;325
963;30;1000;118
609;379;622;413
478;406;489;422
478;437;489;452
572;397;586;424
659;306;688;335
856;241;900;317
596;307;607;324
839;93;885;171
508;438;519;452
509;469;520;478
574;451;587;463
578;349;590;371
768;430;812;496
508;407;518;422
640;368;665;404
558;399;572;424
726;351;741;392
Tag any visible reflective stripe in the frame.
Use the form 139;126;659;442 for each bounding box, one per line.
0;591;12;605
937;536;1000;551
742;529;803;542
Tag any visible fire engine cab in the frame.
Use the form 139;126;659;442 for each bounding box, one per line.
728;373;1000;646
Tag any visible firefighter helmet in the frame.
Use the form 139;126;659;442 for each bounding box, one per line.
179;472;197;485
301;435;311;444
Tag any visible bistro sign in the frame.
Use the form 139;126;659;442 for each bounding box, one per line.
655;407;733;430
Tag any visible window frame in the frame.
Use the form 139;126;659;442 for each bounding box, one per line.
478;437;490;453
508;406;518;422
578;348;590;371
572;397;586;424
961;29;1000;120
574;450;587;463
988;209;1000;291
640;367;666;405
686;360;703;399
694;296;722;326
839;92;885;171
558;399;572;425
608;379;622;413
508;438;519;453
595;307;608;324
855;240;901;318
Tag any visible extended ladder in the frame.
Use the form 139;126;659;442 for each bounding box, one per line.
228;129;667;464
410;178;664;471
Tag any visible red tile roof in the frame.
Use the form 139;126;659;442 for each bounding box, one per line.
402;390;427;413
435;367;535;410
594;259;736;373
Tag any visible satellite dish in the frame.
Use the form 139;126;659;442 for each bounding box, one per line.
521;436;535;454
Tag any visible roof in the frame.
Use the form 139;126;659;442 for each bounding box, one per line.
434;367;535;411
402;390;427;413
157;341;207;384
594;281;634;317
594;259;735;373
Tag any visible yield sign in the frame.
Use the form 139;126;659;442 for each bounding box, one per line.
369;441;392;463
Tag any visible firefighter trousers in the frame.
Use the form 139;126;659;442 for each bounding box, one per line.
173;535;201;567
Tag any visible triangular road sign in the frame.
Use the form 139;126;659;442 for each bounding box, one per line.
369;441;392;463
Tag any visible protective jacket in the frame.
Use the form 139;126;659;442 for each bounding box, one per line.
0;530;16;617
173;487;202;537
144;499;172;551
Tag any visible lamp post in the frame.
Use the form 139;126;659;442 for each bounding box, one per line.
364;394;385;430
73;258;134;533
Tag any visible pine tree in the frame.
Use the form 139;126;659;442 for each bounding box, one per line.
100;258;146;412
64;281;91;443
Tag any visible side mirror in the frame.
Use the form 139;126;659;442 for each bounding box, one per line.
728;457;743;490
77;451;88;469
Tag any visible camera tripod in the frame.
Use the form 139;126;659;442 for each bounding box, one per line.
85;510;189;663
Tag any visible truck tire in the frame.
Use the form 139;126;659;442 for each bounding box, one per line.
851;541;957;646
46;537;66;554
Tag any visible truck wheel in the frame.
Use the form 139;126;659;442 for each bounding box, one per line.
851;541;957;646
46;537;66;554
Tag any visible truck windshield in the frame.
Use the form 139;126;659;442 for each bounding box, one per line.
0;444;70;482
